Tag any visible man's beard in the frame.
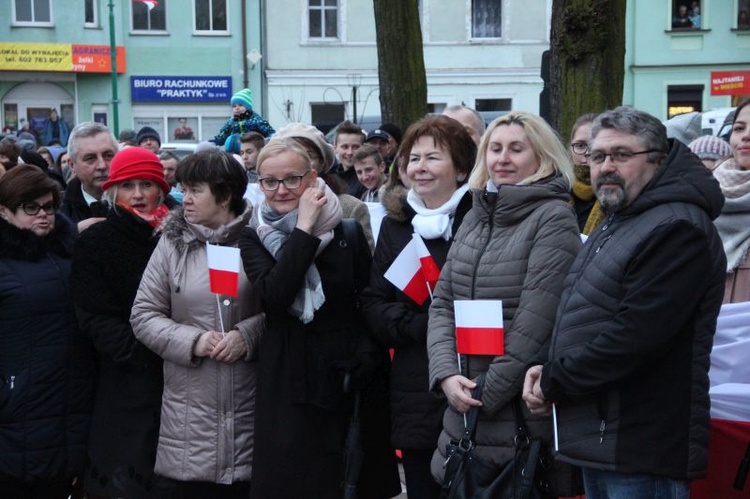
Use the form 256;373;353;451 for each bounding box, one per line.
595;172;627;213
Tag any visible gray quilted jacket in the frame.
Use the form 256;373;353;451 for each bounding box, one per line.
427;175;581;482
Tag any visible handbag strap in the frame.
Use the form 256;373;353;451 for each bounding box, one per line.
460;375;485;443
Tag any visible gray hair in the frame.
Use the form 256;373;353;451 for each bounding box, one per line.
591;107;668;163
68;121;117;163
444;105;486;137
159;150;180;162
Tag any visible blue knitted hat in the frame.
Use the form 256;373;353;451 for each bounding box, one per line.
231;88;254;110
224;133;242;154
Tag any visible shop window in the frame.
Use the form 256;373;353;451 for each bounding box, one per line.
13;0;53;25
667;85;703;119
3;104;19;133
738;0;750;29
85;0;98;27
671;1;701;30
195;0;227;33
308;0;338;39
169;117;198;142
472;0;501;38
132;0;166;32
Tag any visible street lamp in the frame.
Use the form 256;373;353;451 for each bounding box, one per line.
346;73;362;124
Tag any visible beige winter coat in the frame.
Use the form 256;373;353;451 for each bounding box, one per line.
131;206;263;484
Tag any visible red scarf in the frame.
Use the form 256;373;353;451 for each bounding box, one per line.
117;202;170;229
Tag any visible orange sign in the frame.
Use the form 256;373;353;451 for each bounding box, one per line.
0;42;126;73
711;71;750;96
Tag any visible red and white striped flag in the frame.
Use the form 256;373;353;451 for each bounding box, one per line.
134;0;159;11
206;243;240;297
384;235;437;305
454;300;504;355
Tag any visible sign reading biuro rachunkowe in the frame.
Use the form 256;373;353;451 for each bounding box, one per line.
0;42;125;73
131;76;232;102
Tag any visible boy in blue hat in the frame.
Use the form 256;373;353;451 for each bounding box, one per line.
212;88;275;146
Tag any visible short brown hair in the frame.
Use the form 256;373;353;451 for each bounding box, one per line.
0;164;61;210
334;120;363;145
397;115;477;184
240;131;265;150
0;139;21;163
353;144;383;166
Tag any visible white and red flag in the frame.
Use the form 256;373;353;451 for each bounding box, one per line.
206;243;240;297
454;300;504;356
134;0;159;11
384;234;438;305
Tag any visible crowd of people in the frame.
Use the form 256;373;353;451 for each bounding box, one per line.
0;93;748;499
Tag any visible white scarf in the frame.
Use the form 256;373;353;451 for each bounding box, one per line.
407;184;469;240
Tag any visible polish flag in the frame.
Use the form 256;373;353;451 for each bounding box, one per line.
454;300;504;356
134;0;159;11
385;236;432;305
412;234;440;289
206;243;240;297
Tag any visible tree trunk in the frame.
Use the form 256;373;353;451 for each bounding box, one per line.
373;0;427;132
550;0;627;136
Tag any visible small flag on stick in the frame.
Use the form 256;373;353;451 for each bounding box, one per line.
412;234;440;289
384;234;439;305
206;243;240;297
454;300;504;355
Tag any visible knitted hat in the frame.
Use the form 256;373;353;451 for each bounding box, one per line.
231;88;254;110
273;122;335;170
688;135;732;161
378;123;403;144
102;146;170;195
136;126;161;148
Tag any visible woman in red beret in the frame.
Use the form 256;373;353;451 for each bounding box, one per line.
71;146;172;499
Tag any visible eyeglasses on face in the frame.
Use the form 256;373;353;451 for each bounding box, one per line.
585;149;660;165
570;142;588;155
258;170;311;191
19;201;57;216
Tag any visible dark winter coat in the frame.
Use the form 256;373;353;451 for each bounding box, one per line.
427;175;581;483
540;140;726;480
71;209;163;497
60;177;110;224
361;186;472;449
239;221;401;499
0;214;95;482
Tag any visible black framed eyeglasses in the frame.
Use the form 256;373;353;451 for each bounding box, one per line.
258;170;311;191
19;201;57;216
585;149;660;165
570;142;588;155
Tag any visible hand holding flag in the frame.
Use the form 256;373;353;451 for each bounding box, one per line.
384;234;441;305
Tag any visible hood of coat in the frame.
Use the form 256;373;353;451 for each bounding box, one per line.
474;174;572;227
621;139;724;221
0;211;75;261
379;182;411;222
161;203;253;254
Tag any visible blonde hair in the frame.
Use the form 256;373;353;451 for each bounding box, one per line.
468;111;574;190
256;138;312;176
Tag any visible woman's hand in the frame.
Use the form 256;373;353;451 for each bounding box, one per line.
210;330;248;364
522;365;552;416
194;330;223;357
296;186;327;234
440;374;483;413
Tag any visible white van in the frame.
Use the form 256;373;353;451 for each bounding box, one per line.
702;108;735;136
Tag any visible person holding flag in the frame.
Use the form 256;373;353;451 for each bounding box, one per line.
130;150;264;498
426;111;582;494
360;115;475;499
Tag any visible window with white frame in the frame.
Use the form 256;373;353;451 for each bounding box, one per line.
472;0;501;38
308;0;338;39
671;1;701;30
85;0;98;27
195;0;227;32
13;0;53;25
132;0;166;31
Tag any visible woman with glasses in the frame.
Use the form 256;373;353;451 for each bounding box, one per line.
569;113;605;234
130;150;264;498
239;138;400;498
427;112;582;494
71;147;172;499
0;165;94;498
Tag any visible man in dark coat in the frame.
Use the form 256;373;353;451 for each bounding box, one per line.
523;106;726;498
61;122;118;232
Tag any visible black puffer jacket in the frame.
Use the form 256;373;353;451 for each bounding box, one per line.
72;209;163;497
361;185;472;449
0;214;95;482
540;140;726;480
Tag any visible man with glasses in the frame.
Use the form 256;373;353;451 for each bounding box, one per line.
61;122;118;232
523;106;726;499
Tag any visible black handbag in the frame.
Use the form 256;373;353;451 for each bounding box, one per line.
440;377;552;499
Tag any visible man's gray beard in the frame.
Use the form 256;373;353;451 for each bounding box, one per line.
596;187;627;213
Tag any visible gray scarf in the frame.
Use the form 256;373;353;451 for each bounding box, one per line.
715;190;750;273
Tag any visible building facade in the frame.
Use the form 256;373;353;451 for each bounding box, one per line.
0;0;264;144
624;0;750;121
